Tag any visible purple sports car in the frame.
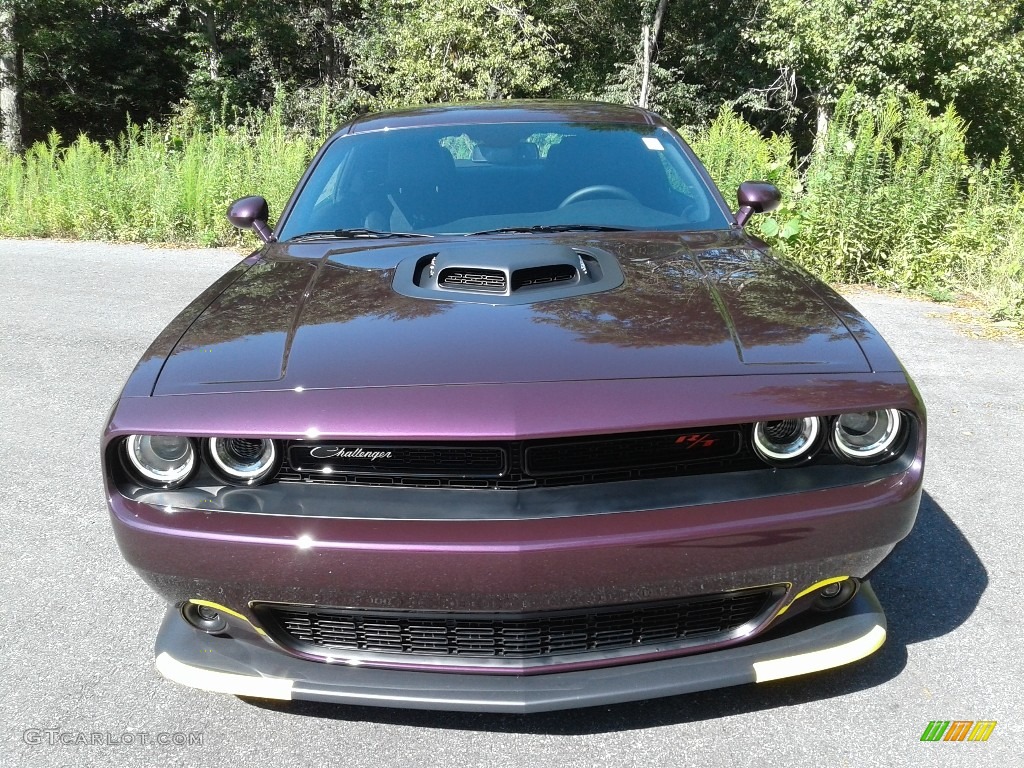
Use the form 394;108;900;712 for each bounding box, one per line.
103;101;925;712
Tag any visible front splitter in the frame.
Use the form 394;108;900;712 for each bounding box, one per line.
154;583;887;713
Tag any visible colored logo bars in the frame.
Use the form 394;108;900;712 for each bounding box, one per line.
920;721;997;742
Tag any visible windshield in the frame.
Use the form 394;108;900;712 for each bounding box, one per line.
277;121;731;240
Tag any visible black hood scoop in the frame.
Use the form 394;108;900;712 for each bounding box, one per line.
392;242;624;305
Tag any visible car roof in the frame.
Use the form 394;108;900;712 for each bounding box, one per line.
339;100;660;137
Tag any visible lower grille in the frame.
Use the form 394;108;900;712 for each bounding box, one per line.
254;587;782;668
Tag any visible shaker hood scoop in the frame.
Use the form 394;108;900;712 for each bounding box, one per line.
152;239;870;395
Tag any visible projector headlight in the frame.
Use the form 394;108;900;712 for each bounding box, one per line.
124;435;197;488
752;417;822;466
832;410;904;463
207;437;278;484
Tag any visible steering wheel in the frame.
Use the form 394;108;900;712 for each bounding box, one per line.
558;185;638;209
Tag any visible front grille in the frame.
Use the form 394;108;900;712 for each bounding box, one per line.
255;588;781;667
275;426;762;489
525;429;741;476
288;443;507;478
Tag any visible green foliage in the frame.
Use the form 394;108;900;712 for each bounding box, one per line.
746;0;1024;167
686;106;798;202
527;0;639;99
694;94;1023;322
0;108;314;245
686;107;803;243
17;0;187;143
8;0;1023;174
784;92;970;287
0;88;1021;323
355;0;566;108
748;0;920;105
535;0;762;128
276;83;366;141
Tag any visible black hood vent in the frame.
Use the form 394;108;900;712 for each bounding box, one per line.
393;241;623;305
511;264;578;290
439;267;508;292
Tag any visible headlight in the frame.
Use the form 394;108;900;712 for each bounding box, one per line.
124;435;197;487
832;410;904;463
207;437;277;484
752;417;822;466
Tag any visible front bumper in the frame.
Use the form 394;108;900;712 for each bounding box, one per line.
109;464;921;617
155;582;887;713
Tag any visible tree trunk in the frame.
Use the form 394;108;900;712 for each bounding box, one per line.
637;0;668;110
197;8;221;81
638;23;651;108
0;5;22;154
814;101;830;155
323;0;335;85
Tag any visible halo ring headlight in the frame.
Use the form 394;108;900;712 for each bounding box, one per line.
125;435;197;487
832;410;904;463
207;437;277;484
752;417;822;466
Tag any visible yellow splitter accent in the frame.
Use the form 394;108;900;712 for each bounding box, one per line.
155;652;293;700
188;599;267;635
753;624;886;682
774;575;850;617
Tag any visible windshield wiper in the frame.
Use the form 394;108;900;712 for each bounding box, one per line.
468;224;635;236
288;228;433;242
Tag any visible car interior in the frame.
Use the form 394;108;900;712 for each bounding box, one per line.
286;123;722;237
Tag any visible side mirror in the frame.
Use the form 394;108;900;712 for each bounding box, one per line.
735;181;781;228
227;196;275;243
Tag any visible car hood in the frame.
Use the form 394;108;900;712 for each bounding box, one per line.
152;233;871;395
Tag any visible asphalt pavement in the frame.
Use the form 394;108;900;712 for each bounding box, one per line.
1;239;1021;767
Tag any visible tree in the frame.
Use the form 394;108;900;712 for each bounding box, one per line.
124;1;364;127
746;0;1024;165
14;1;187;144
638;0;668;109
0;1;21;153
532;0;765;127
355;0;566;108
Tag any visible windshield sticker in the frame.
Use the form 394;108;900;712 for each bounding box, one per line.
642;137;665;151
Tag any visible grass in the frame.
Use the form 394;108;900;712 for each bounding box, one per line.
1;95;1021;323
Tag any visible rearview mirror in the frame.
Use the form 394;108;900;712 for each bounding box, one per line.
227;196;275;243
735;181;781;227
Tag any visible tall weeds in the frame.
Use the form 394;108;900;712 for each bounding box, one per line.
0;95;1021;321
686;108;798;199
721;91;1024;321
0;107;315;245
